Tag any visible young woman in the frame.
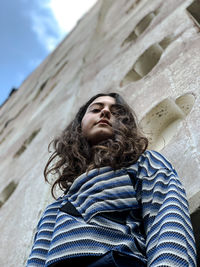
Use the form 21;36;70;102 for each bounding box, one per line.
27;93;197;267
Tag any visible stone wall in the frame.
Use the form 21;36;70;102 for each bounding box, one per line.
0;0;199;265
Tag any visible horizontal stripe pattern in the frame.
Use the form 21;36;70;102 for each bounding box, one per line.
27;150;196;266
68;168;137;222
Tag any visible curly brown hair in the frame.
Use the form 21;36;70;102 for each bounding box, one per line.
44;92;148;198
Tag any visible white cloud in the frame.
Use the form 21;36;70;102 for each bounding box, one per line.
30;4;61;52
30;0;97;52
48;0;97;34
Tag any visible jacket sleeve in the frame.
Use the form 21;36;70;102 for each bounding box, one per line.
26;216;46;266
140;155;197;266
26;199;62;267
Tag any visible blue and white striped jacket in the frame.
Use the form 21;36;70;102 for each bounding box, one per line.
27;150;197;266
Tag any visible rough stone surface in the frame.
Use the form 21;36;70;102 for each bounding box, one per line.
0;0;199;265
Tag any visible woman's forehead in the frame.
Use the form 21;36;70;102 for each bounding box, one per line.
89;96;116;107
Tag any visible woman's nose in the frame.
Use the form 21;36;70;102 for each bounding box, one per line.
100;108;111;118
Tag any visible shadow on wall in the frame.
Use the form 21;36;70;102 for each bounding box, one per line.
0;129;41;208
122;6;160;46
14;128;41;158
0;181;18;208
120;36;174;86
0;104;28;137
187;0;200;28
120;0;200;88
139;93;196;151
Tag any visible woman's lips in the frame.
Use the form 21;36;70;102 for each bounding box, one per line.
97;120;111;126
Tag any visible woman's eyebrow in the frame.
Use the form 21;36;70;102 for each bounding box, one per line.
88;102;104;109
89;102;118;108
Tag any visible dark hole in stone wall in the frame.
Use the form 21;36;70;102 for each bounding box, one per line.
187;0;200;27
14;128;41;158
0;181;18;208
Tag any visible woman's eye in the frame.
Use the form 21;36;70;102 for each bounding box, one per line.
91;109;100;113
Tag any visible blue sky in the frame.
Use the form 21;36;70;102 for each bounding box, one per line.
0;0;96;106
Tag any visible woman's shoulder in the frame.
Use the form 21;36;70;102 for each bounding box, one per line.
40;197;65;220
127;150;175;177
142;150;173;168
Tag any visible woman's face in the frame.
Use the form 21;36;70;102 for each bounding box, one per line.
81;96;116;145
